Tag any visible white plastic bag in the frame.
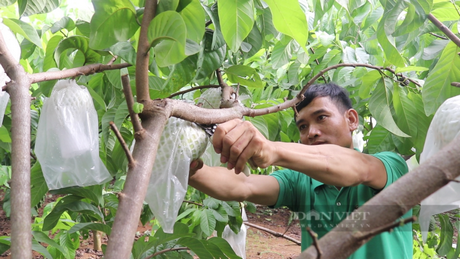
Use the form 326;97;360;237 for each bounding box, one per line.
419;95;460;242
35;80;111;190
145;117;208;233
222;208;248;259
0;20;21;87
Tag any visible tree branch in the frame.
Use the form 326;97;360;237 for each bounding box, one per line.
244;222;301;245
306;227;321;259
168;84;220;98
354;216;416;241
145;247;189;259
29;63;131;83
135;0;157;102
0;28;32;259
429;32;448;40
298;134;460;259
121;74;144;136
109;121;135;168
217;69;238;108
427;13;460;48
452;82;460;88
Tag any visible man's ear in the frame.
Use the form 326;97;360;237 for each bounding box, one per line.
345;109;359;131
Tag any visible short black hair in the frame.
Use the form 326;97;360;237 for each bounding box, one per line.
295;83;352;116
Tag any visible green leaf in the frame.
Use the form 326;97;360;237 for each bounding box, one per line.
2;18;42;48
43;35;62;72
18;0;60;16
50;185;103;206
431;2;460;21
89;0;139;49
132;102;144;113
359;70;381;99
32;240;54;259
243;24;263;58
271;37;293;69
392;85;418;138
43;200;104;231
148;11;187;67
263;0;308;49
422;42;460;116
207;237;242;259
437;214;454;256
203;197;220;209
217;0;254;52
0;0;15;7
30;162;48;208
376;1;406;67
195;30;226;81
32;231;67;257
54;36;102;68
109;42;137;65
177;237;214;258
225;65;263;88
0;126;11;143
159;55;197;95
200;209;216;237
367;125;394;154
68;222;112;235
50;16;75;34
408;92;432;157
368;79;410;137
179;0;205;43
395;66;429;73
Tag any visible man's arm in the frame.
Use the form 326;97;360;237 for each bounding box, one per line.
213;119;388;190
188;161;280;206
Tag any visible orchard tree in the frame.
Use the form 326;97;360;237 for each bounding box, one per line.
0;0;460;259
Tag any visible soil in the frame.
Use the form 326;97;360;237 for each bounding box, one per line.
0;189;301;259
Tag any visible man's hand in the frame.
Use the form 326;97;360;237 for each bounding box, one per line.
212;119;276;174
190;158;204;177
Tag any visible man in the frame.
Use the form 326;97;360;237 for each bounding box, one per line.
189;83;412;258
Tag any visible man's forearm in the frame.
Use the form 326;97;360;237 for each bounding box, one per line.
272;142;386;189
189;165;249;202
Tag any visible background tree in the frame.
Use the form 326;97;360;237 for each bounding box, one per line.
0;0;460;258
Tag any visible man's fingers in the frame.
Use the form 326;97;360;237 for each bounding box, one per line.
190;158;204;172
212;119;241;154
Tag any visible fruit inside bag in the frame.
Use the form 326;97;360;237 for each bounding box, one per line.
419;95;460;242
145;117;208;233
35;80;112;190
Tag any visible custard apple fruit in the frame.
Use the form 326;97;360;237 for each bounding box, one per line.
197;88;222;109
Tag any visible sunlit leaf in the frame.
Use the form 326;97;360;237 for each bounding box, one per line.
90;0;139;50
179;0;205;43
217;0;254;52
225;65;263;88
148;11;187;67
54;36;102;68
264;0;308;48
2;18;42;48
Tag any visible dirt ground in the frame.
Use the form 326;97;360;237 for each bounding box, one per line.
0;189;301;259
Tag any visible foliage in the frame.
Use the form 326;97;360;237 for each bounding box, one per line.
1;0;460;258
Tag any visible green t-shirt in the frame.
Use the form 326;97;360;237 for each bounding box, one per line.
270;151;412;259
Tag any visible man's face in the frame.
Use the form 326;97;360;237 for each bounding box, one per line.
295;96;357;148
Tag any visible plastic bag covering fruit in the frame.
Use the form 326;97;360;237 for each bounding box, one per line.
222;207;248;259
145;117;209;233
197;88;222;109
35;80;111;190
418;95;460;242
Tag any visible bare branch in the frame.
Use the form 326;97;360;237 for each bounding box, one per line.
107;55;118;65
109;121;135;168
452;82;460;88
145;247;189;259
135;0;158;102
217;69;238;108
121;74;144;135
183;200;203;206
429;32;448;40
354;216;416;241
310;47;327;83
0;28;32;259
427;13;460;48
29;63;131;83
244;222;301;245
306;227;322;259
168;84;220;98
